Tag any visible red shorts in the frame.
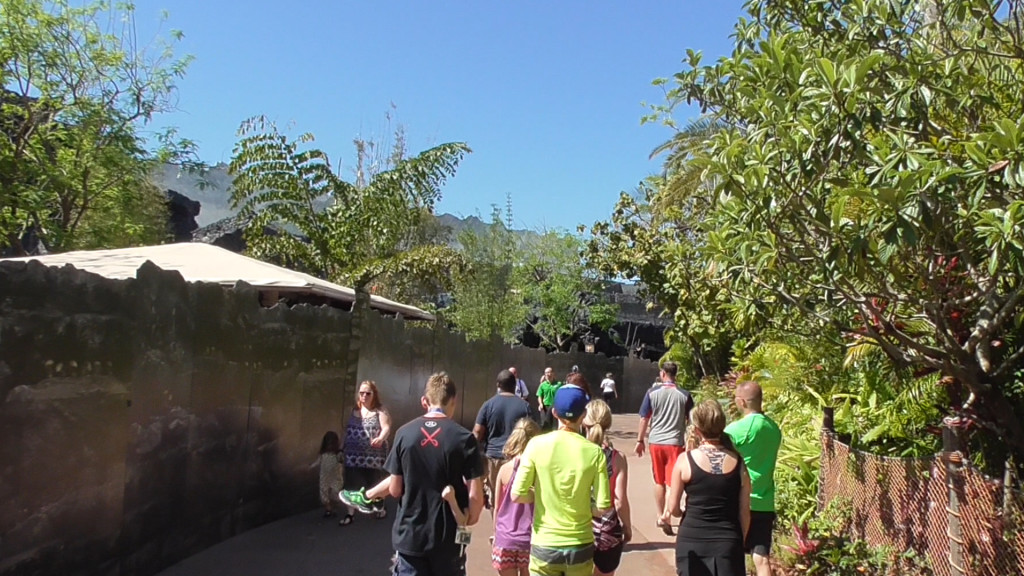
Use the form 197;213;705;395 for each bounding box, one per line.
649;444;685;486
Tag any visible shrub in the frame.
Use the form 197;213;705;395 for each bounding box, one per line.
776;500;932;576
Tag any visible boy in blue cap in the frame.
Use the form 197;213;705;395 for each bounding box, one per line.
511;374;611;576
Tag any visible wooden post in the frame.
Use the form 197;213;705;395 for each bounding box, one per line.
943;417;966;575
258;289;280;307
818;406;836;514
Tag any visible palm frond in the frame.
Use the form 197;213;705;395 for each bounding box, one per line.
843;339;883;369
650;116;726;162
368;142;471;208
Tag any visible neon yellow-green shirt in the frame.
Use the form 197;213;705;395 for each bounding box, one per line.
725;412;782;512
510;429;611;547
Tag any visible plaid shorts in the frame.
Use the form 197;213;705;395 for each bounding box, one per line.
529;544;594;576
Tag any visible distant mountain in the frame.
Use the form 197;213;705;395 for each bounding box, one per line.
436;213;489;237
150;163;538;243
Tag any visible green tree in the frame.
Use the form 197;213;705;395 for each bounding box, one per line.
355;116;460;307
229;116;469;400
368;206;455;308
447;201;527;342
662;0;1024;460
229;116;468;290
0;0;196;254
522;231;618;352
585;175;739;380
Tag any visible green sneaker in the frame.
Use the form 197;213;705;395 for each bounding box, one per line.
339;488;380;514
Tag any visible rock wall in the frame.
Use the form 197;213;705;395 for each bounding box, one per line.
0;260;658;576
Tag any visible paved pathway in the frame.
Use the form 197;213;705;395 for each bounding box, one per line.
157;414;678;576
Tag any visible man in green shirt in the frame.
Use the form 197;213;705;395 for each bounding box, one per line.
725;381;782;576
535;367;562;431
512;385;611;576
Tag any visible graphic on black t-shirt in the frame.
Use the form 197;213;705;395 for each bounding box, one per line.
385;416;484;556
420;422;441;446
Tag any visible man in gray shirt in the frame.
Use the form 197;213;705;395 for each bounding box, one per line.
634;361;693;535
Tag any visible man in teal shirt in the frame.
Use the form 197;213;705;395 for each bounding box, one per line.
725;381;782;576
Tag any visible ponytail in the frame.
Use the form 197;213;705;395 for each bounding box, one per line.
584;399;613;448
587;421;607;447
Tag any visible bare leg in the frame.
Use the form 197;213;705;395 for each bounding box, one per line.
753;553;772;576
365;477;391;500
654;484;667;521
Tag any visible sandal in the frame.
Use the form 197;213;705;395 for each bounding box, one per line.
373;509;387;519
657;520;675;536
339;513;354;526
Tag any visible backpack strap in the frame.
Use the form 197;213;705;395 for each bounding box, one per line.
606;447;620;506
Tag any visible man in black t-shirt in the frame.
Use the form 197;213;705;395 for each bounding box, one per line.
341;372;484;576
474;369;531;511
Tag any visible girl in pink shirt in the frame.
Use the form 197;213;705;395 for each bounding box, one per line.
491;418;541;576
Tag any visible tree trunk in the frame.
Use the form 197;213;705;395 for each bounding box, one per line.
689;335;709;379
343;287;371;413
964;375;1024;463
5;233;27;257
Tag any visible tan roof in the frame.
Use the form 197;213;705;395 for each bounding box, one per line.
2;243;435;321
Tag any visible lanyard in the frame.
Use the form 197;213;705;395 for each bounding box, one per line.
425;408;446;418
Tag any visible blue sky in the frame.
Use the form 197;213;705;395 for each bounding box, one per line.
136;1;747;231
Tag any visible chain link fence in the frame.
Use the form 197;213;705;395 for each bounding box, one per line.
819;429;1024;576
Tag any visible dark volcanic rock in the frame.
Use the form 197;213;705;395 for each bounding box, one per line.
192;215;249;252
165;190;201;242
192;216;294;253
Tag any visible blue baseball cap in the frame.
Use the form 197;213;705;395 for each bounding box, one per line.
553;385;589;420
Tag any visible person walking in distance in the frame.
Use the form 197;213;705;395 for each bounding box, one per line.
340;372;484;576
725;381;782;576
535;367;562;431
635;361;693;535
510;367;530;402
599;373;618;404
511;384;612;576
474;370;531;513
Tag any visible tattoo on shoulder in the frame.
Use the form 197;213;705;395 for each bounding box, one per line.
703;447;727;474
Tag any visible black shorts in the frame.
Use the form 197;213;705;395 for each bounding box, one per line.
593;542;624;574
393;551;465;576
744;511;776;556
603;392;616;404
676;551;745;576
